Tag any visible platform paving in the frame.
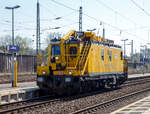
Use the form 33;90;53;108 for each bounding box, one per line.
111;94;150;114
128;73;150;79
0;82;39;104
0;82;37;91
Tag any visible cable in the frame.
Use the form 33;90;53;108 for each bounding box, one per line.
48;0;123;30
60;22;78;28
2;20;34;29
3;20;35;24
40;3;57;17
130;0;150;16
95;0;136;25
83;13;139;38
60;11;77;19
41;22;78;31
123;26;150;31
3;28;35;32
0;21;11;26
48;0;140;38
50;0;78;11
41;11;77;22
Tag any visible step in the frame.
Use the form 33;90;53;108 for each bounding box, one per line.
66;67;76;70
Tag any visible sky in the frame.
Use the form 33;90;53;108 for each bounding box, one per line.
0;0;150;55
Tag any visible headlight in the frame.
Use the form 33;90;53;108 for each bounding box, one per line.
69;71;72;75
42;71;46;75
55;56;59;60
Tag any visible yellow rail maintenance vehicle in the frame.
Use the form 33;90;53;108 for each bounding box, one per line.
37;30;128;95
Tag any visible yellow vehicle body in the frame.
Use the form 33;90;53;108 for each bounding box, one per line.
37;30;128;94
88;45;123;75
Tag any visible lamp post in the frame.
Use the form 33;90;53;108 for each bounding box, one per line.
148;30;150;44
5;5;20;87
121;39;128;59
87;28;96;32
140;45;147;74
126;40;134;63
32;36;35;73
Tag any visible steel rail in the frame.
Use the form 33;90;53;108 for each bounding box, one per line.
0;97;60;113
122;78;150;87
1;77;150;113
70;88;150;114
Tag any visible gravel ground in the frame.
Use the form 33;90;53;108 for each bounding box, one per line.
24;81;150;114
0;74;36;84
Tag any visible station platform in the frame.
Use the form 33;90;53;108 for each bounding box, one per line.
0;82;39;104
0;82;37;91
111;73;150;114
111;95;150;114
128;73;150;79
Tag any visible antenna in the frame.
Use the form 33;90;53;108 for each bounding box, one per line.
36;0;40;55
79;6;82;32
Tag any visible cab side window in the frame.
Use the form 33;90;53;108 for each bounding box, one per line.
120;52;123;60
70;47;77;55
108;50;112;62
101;48;104;61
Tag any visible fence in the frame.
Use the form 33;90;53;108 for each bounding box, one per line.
0;53;36;73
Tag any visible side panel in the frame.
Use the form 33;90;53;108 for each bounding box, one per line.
88;44;124;76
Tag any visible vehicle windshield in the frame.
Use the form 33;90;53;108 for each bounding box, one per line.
51;45;61;56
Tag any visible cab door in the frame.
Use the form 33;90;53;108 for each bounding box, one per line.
67;44;78;67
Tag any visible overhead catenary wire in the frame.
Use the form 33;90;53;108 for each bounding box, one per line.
40;3;57;17
41;22;78;32
0;21;11;26
60;22;78;28
3;28;36;32
41;11;77;22
130;0;150;17
50;0;78;12
2;20;35;30
122;26;150;31
49;0;140;38
95;0;137;25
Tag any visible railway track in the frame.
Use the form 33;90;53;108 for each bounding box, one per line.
123;77;150;87
0;91;107;114
0;95;59;114
70;88;150;114
0;77;150;114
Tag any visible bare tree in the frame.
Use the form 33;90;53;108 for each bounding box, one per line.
0;35;32;54
45;32;62;45
43;32;62;54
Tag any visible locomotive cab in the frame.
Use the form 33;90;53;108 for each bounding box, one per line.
49;42;62;71
49;36;81;76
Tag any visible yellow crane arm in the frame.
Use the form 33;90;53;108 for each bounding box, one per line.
61;30;76;43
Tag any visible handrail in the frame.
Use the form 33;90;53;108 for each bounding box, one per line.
79;42;89;70
75;42;87;69
81;43;91;75
81;47;91;75
63;41;91;72
37;54;48;66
